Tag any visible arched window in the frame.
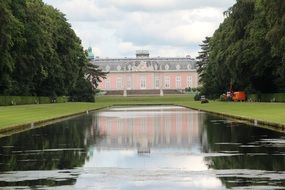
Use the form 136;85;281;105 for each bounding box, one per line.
176;65;180;70
176;76;181;89
155;77;160;89
164;76;170;88
165;64;169;70
116;77;122;89
140;76;146;89
187;76;192;87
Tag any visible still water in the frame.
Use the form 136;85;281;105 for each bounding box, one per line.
1;106;285;189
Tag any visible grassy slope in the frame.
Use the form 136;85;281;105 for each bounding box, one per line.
98;96;285;124
0;95;285;129
0;102;110;129
179;101;285;124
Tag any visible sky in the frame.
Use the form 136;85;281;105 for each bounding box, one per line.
43;0;236;58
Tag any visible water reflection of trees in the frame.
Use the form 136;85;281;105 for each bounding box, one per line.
0;114;102;172
0;178;76;188
200;114;285;188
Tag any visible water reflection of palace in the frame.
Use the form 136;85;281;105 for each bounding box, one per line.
90;107;201;152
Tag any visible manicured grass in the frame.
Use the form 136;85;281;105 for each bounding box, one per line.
179;101;285;125
96;95;195;105
0;102;111;129
0;95;285;130
96;96;285;125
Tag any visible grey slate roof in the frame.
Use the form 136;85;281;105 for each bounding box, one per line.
92;57;197;72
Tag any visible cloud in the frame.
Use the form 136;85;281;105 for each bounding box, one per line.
98;0;234;12
43;0;236;58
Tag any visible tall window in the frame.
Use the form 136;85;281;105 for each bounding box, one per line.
155;77;160;89
105;80;110;90
176;76;181;89
116;77;122;89
140;76;146;89
187;76;192;87
164;76;170;88
127;77;132;89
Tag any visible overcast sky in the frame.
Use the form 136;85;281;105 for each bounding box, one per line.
43;0;236;58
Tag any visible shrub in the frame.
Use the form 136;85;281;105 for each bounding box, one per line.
0;96;38;106
0;96;69;106
56;96;68;103
69;78;95;102
39;97;51;104
194;94;201;101
247;93;285;102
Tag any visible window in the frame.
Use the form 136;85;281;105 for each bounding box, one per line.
127;77;132;89
140;76;146;89
187;64;192;70
155;77;160;89
105;65;110;72
105;80;110;89
164;76;170;88
154;64;158;70
176;76;181;89
176;65;180;70
187;76;192;87
116;77;122;89
165;64;169;70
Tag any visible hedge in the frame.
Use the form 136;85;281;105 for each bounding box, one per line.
0;96;68;106
248;93;285;102
56;96;68;103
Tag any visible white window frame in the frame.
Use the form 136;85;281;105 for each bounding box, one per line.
116;77;122;89
140;76;146;89
164;76;170;88
187;76;192;88
176;76;181;89
155;77;160;89
105;80;110;90
127;77;132;90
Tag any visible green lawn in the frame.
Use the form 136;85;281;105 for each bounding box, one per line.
0;102;111;130
179;101;285;125
0;95;285;130
97;96;285;125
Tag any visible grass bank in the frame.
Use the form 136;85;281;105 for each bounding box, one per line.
97;96;285;127
1;95;285;132
178;101;285;128
0;102;111;131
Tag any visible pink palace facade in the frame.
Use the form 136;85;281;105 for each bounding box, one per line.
89;49;198;95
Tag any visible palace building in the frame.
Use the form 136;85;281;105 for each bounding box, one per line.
88;48;198;95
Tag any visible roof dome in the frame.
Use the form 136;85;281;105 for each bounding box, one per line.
87;47;95;60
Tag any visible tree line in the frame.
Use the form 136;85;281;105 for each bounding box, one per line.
197;0;285;98
0;0;105;101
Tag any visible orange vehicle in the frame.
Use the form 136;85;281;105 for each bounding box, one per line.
232;91;246;102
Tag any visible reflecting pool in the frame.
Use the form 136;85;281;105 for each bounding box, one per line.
1;106;285;189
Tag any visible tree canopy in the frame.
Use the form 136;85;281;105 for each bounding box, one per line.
0;0;103;100
197;0;285;98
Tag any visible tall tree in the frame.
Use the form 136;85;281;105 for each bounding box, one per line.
198;0;285;97
0;0;23;94
0;0;99;100
196;37;210;82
